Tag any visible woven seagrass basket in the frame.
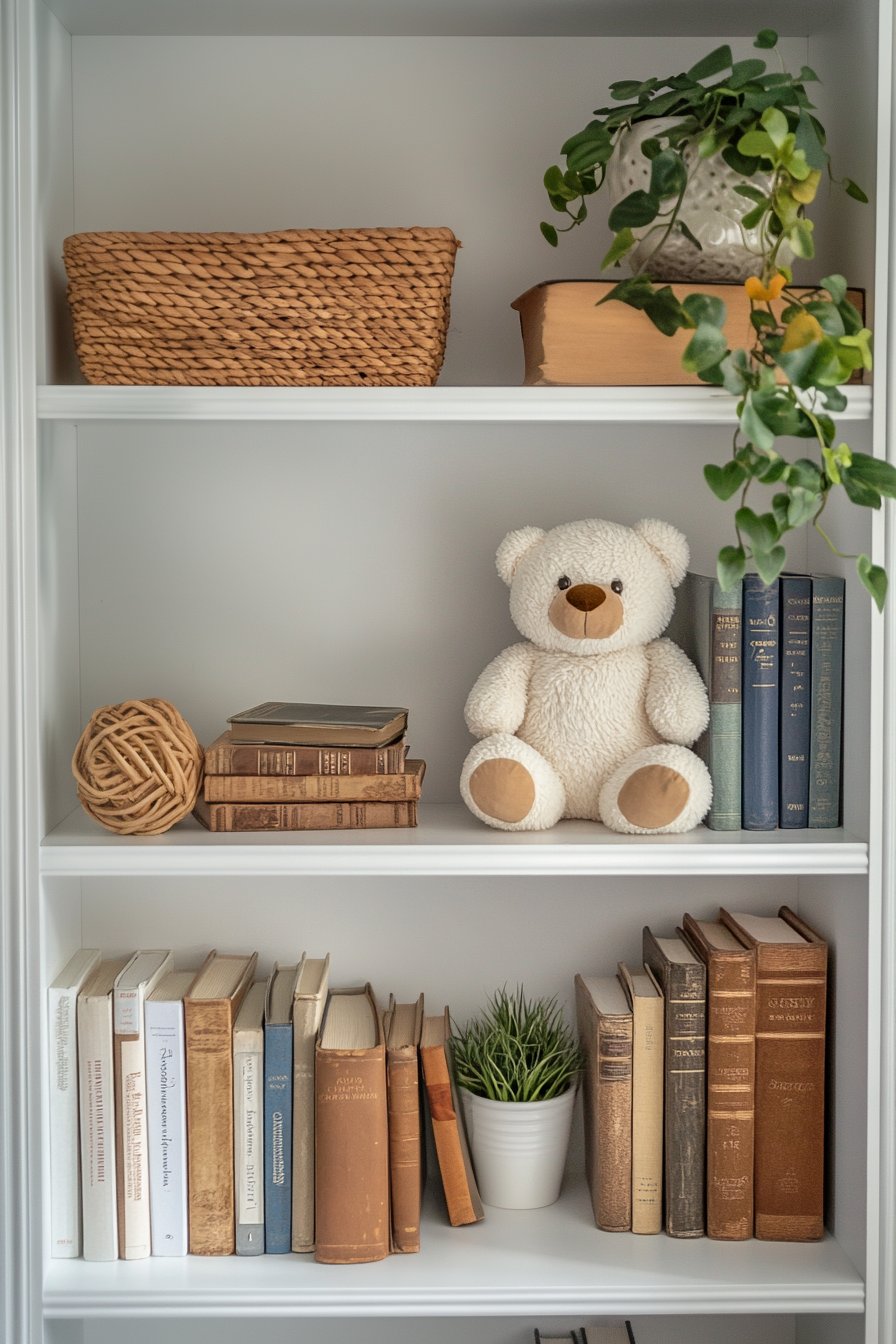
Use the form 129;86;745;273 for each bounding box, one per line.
63;227;460;387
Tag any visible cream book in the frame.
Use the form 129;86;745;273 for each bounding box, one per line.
78;956;131;1262
618;963;663;1235
291;954;330;1252
233;980;267;1256
48;948;101;1258
145;969;194;1257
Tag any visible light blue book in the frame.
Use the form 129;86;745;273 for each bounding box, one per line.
264;964;298;1253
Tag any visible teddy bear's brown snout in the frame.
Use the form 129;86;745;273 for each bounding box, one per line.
565;583;605;611
548;583;624;639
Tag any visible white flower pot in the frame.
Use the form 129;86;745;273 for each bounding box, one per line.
459;1084;577;1209
605;115;794;282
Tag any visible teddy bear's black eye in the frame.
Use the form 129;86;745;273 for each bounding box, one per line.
557;575;571;590
611;579;624;594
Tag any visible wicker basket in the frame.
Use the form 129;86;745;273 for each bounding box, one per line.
63;227;460;387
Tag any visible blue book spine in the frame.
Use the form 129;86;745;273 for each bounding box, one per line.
263;1020;293;1253
808;575;845;827
742;574;780;830
779;575;812;829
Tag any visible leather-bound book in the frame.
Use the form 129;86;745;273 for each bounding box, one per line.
205;761;424;802
419;1008;484;1227
184;950;258;1255
291;954;330;1253
681;914;756;1240
204;731;408;777
314;984;390;1263
642;928;706;1238
617;964;663;1234
574;973;633;1233
720;906;827;1241
193;796;418;831
384;993;424;1253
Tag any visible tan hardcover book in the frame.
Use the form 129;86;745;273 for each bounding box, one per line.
617;963;663;1235
78;957;131;1262
233;981;267;1256
575;974;633;1233
682;913;756;1241
512;281;865;387
419;1008;484;1227
314;984;390;1263
203;732;408;777
193;796;418;831
720;906;827;1241
184;950;258;1255
384;993;424;1253
227;701;408;746
205;759;425;803
291;954;330;1253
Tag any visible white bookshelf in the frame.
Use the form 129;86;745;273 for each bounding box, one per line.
1;2;894;1344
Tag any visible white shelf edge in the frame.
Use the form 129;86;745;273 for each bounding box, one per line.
40;805;870;877
36;384;874;424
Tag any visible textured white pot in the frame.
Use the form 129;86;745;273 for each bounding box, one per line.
460;1084;577;1209
605;115;794;282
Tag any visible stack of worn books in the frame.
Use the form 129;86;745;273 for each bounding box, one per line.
193;701;423;832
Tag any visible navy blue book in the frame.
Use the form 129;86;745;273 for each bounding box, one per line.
742;574;780;830
779;575;812;829
264;963;298;1253
808;575;846;827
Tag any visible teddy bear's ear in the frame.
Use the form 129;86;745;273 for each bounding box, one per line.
634;518;690;587
496;526;546;586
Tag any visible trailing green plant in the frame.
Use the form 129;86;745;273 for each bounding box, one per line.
451;986;582;1103
541;30;896;609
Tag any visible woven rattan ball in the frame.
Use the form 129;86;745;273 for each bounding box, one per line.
72;698;203;835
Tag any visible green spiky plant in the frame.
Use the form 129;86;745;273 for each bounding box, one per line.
451;987;582;1103
541;29;896;609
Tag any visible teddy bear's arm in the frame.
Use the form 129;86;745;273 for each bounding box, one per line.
644;638;710;745
464;642;536;738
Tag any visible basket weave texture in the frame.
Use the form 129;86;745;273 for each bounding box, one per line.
72;698;204;836
63;227;460;387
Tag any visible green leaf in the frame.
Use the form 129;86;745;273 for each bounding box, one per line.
794;110;828;171
608;189;661;230
540;222;559;246
649;149;688;199
754;545;787;585
736;507;780;552
799;65;820;82
786;458;824;491
787;486;820;527
757;456;788;484
722;145;761;176
727;57;767;88
687;44;732;81
640;137;663;160
738;129;775;160
717;545;747;590
682;322;729;373
838;298;864;335
846;452;896;497
844;178;870;204
772;493;790;530
761;106;790;149
597;275;657;310
544;165;578;201
733;183;768;204
677;219;703;251
857;555;888;612
697;130;717;158
754;28;778;48
705;461;747;501
609;79;644;99
751;310;778;332
740;391;776;452
821;274;847;304
644;285;692;336
682;293;727;328
718;350;751;395
566;139;613;172
841;470;882;509
740;203;767;231
823;385;849;413
600;227;636;269
788;218;816;259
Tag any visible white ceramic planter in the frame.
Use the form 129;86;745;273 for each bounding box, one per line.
605;116;793;282
459;1084;577;1209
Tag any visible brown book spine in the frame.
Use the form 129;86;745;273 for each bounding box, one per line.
194;798;417;831
419;1033;483;1227
575;975;633;1233
205;765;423;803
204;739;407;776
387;1047;422;1253
314;1042;389;1263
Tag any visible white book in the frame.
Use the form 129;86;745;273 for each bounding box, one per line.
113;949;173;1259
145;969;194;1257
48;948;101;1258
233;980;267;1255
78;956;132;1262
291;953;330;1252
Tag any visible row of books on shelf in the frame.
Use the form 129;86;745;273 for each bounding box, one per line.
50;947;478;1262
581;906;826;1241
193;702;422;831
668;571;844;830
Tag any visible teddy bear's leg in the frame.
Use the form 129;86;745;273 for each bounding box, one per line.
460;734;566;831
598;743;712;835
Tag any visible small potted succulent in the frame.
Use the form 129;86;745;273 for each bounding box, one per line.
540;31;896;609
452;987;582;1209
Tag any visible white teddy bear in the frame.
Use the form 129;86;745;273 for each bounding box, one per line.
459;516;712;834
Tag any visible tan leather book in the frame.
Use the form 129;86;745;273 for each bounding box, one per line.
574;973;633;1233
205;759;425;802
617;964;663;1235
184;950;258;1255
203;732;408;777
682;913;756;1241
512;281;865;387
314;985;390;1263
193;796;417;831
291;954;330;1253
720;906;827;1241
419;1008;484;1227
227;701;407;746
384;993;424;1253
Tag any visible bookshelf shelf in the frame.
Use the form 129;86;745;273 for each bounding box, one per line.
34;384;874;424
41;1184;864;1319
41;805;869;878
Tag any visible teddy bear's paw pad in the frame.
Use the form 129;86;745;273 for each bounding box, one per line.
469;757;536;824
617;764;690;830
